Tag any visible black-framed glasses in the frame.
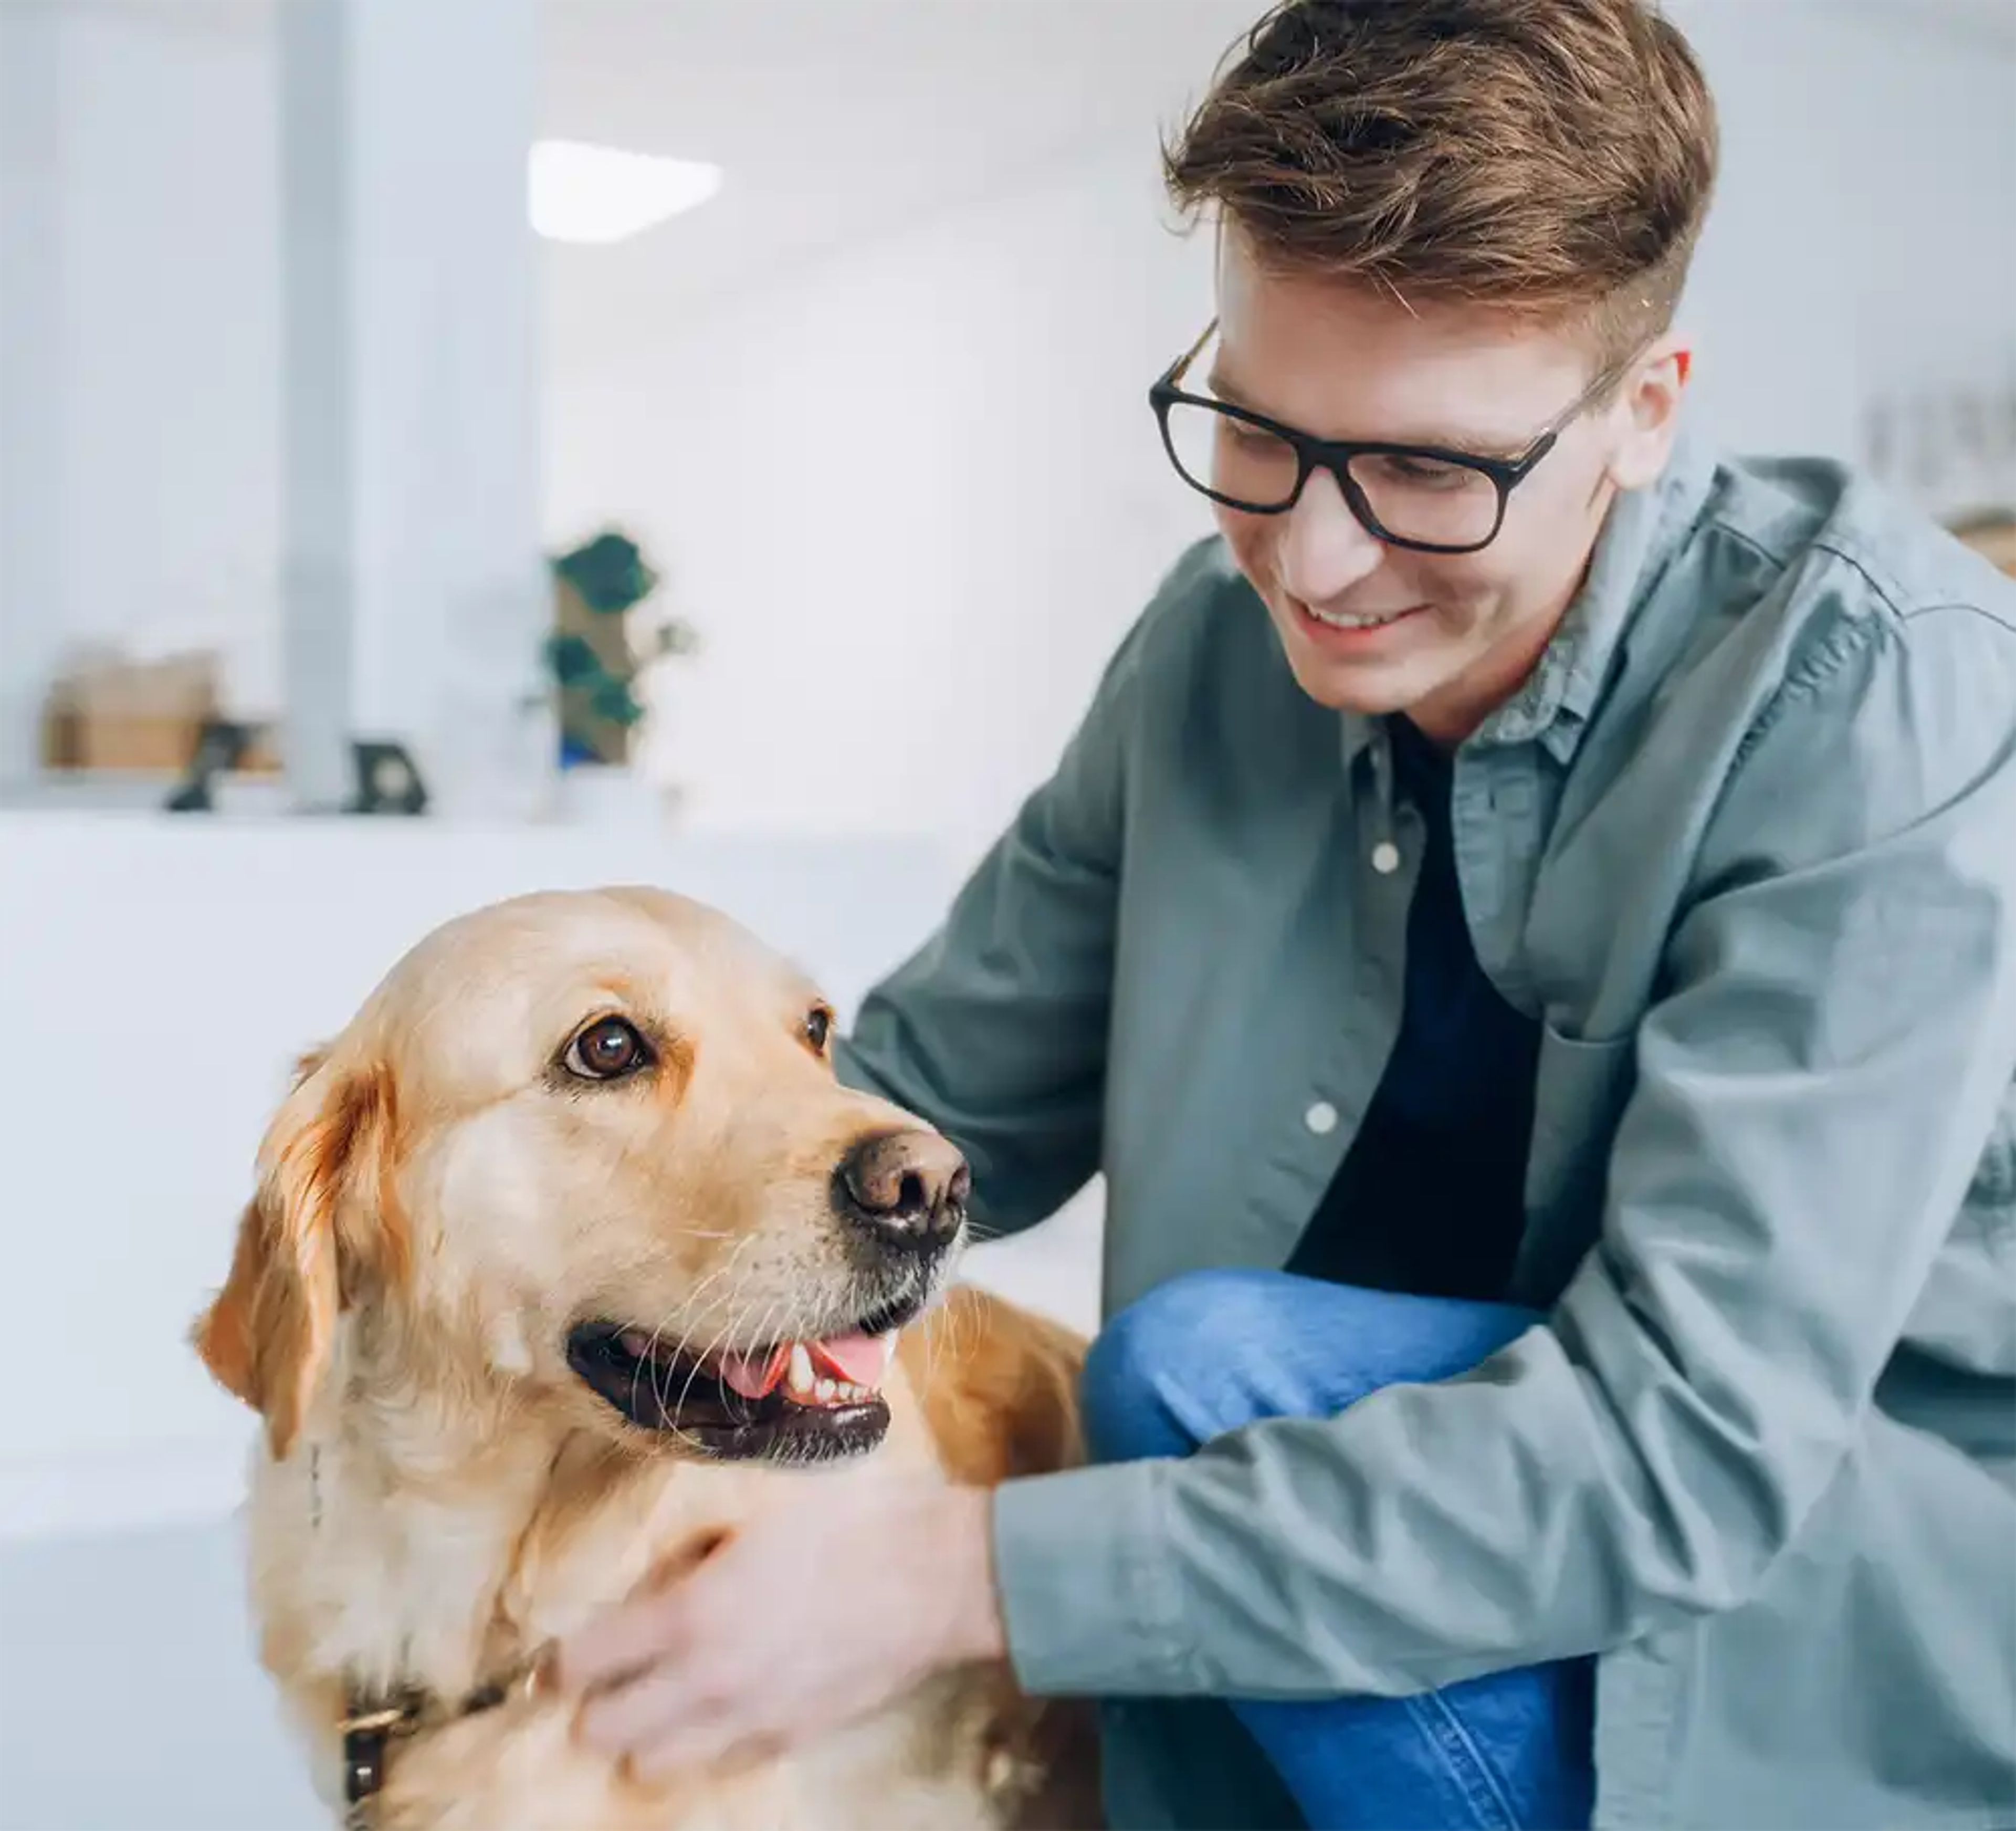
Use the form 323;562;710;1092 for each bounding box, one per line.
1149;319;1624;556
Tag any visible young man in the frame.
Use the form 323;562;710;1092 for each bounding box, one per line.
558;2;2016;1825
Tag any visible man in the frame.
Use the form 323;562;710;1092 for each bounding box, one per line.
556;2;2016;1825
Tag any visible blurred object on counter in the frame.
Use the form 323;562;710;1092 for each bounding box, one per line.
39;647;279;777
1947;507;2016;578
1863;375;2016;522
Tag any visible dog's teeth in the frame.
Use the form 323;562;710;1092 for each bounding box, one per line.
786;1343;815;1394
618;1329;654;1359
880;1330;900;1368
815;1378;836;1403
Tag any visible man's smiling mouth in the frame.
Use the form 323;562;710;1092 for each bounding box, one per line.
1299;599;1426;632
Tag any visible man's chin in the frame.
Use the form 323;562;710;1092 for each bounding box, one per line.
1277;636;1415;715
1271;605;1468;716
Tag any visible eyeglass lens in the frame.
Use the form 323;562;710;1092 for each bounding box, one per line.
1161;400;1502;549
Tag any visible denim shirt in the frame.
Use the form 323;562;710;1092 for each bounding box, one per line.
835;427;2016;1830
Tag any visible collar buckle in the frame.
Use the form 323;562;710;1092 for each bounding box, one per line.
341;1692;423;1828
338;1646;553;1829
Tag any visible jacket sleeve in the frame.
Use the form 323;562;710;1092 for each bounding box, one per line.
831;551;1189;1238
990;598;2016;1698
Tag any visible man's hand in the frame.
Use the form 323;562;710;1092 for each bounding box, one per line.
555;1474;1006;1782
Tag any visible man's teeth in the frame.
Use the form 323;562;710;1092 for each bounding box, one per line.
1307;604;1408;629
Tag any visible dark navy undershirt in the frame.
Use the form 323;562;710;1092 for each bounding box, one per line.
1285;718;1541;1304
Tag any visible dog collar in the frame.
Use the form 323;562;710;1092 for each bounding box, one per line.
341;1647;552;1828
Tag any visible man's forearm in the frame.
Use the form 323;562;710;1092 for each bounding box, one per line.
984;1338;1645;1702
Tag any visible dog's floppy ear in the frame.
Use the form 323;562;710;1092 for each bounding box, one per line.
192;1045;406;1458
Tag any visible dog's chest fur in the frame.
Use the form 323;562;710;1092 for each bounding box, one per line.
243;1378;1032;1830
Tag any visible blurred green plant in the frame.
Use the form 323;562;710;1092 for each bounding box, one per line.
543;529;697;765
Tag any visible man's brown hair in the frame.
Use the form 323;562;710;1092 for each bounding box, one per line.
1164;0;1719;368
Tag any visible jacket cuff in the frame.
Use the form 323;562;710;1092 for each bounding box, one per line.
989;1460;1195;1696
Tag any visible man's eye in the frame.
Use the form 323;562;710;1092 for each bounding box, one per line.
803;1005;834;1053
563;1018;654;1082
1224;420;1284;451
1375;454;1471;488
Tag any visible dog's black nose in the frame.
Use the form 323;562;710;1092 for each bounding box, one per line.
836;1129;969;1251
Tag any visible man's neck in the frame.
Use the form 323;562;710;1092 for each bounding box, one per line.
1408;610;1563;748
1410;531;1608;747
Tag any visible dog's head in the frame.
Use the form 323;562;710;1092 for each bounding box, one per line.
191;887;969;1467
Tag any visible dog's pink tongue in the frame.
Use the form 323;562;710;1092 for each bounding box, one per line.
715;1346;788;1400
810;1330;892;1388
713;1333;896;1398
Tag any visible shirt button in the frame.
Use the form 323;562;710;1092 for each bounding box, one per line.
1371;840;1401;875
1304;1100;1339;1136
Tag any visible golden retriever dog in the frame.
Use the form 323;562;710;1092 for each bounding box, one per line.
190;886;1101;1831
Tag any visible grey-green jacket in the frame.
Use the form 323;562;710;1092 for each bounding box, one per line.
835;428;2016;1830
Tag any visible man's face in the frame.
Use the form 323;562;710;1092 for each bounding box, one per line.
1208;232;1685;741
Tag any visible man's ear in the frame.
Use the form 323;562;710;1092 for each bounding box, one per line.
1604;332;1693;493
191;1048;405;1459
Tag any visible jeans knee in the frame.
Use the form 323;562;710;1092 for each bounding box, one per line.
1082;1269;1541;1467
1082;1269;1287;1464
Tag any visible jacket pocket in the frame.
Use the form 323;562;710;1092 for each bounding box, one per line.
1903;1112;2016;1376
1962;1115;2016;1252
1514;1023;1640;1305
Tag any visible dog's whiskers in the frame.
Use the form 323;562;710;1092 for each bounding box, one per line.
658;1246;814;1424
677;1286;769;1416
916;1282;978;1403
624;1232;764;1422
653;1238;766;1416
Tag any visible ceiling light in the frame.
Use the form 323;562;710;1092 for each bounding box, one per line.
528;139;722;246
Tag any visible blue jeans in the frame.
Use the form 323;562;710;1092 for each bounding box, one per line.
1082;1269;1597;1831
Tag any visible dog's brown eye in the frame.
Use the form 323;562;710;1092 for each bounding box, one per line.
803;1005;833;1053
564;1018;652;1082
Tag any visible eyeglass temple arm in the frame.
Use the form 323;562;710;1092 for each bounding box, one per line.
1167;317;1219;386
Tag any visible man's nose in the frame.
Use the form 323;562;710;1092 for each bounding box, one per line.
1278;467;1386;603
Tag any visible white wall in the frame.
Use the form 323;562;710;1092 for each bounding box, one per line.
541;143;1218;865
5;1;2013;840
277;0;553;818
1672;0;2016;474
0;4;67;786
546;0;2016;866
22;6;281;710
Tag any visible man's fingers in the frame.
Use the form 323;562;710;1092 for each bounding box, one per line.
555;1591;688;1696
574;1662;717;1760
632;1720;785;1784
557;1529;737;1695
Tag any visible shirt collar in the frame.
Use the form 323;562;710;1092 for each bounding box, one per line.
1337;420;1719;770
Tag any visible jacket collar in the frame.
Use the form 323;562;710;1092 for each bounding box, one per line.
1338;422;1720;770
